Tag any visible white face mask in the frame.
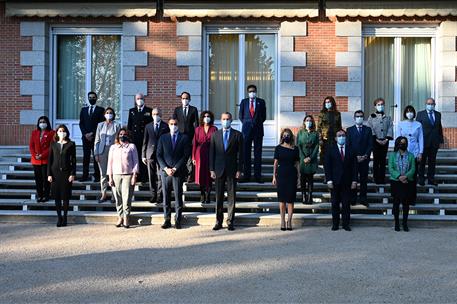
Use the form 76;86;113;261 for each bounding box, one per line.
203;117;211;124
182;99;190;107
169;125;178;134
38;122;47;130
355;117;364;125
136;99;144;107
221;119;231;129
153;115;161;123
105;113;113;121
248;92;256;99
406;112;414;120
57;131;67;139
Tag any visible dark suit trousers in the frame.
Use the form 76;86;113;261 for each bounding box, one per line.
147;158;162;201
331;183;351;228
356;160;369;199
419;146;438;181
82;137;99;179
373;140;388;184
33;164;50;199
215;172;236;226
243;131;263;179
161;172;184;223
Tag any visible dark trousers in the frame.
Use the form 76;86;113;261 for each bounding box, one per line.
243;132;263;179
215;172;236;226
147;158;162;202
300;174;314;198
356;160;369;199
393;199;410;227
134;140;148;183
82;137;100;179
373;140;388;184
331;183;351;228
33;164;50;199
161;172;184;223
419;146;438;181
55;199;69;218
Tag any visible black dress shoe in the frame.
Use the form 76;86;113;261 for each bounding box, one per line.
98;197;108;204
227;225;235;231
280;227;286;231
36;197;43;203
78;177;90;182
428;179;438;186
93;177;100;182
331;226;339;231
175;222;182;229
212;224;222;231
343;226;351;231
161;221;172;229
418;178;425;186
395;225;400;232
403;224;409;232
56;217;62;227
149;196;157;204
255;178;264;184
42;197;49;203
61;217;67;227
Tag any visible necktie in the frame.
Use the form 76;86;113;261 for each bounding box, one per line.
358;126;362;135
249;99;255;118
89;106;94;116
340;146;345;161
172;134;177;150
223;130;229;151
184;107;188;117
429;111;435;125
155;123;159;135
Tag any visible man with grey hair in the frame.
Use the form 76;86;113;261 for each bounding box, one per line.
142;108;169;203
128;93;153;184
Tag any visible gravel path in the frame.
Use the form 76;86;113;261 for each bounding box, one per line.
0;224;456;303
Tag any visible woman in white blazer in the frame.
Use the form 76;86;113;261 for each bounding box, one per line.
94;107;121;203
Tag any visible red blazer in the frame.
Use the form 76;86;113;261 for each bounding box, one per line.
29;129;55;165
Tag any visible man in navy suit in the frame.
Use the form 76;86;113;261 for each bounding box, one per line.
346;110;373;207
239;84;266;183
156;118;191;229
79;91;105;182
324;130;358;231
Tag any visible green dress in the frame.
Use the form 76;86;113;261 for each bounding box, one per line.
296;129;319;175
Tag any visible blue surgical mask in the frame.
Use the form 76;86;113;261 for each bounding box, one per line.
337;136;346;145
355;117;364;125
426;104;435;111
221;119;231;129
376;105;385;113
305;121;313;129
325;102;332;110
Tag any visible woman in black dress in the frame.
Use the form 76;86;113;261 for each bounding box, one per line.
272;128;299;231
47;124;76;227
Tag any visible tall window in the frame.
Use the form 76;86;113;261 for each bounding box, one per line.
208;32;276;120
364;35;432;118
56;34;121;119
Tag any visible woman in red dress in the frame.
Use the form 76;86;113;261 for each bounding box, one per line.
192;111;217;204
29;116;55;202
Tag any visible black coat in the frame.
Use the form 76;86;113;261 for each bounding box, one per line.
324;143;357;186
173;105;199;139
346;125;373;158
127;106;153;145
156;133;191;177
142;120;170;160
239;97;267;137
47;141;77;177
416;110;444;149
209;128;244;178
79;105;105;136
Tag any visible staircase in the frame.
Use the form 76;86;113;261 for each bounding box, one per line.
1;145;457;227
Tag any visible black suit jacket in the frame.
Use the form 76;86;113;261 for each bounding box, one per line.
47;141;77;177
142;120;170;159
128;106;153;145
173;105;199;139
239;97;267;137
324;143;357;186
346;125;373;158
156;133;191;177
79;105;105;136
416;110;444;149
209;128;244;178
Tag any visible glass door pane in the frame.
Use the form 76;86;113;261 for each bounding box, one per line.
57;35;86;119
401;37;431;110
91;35;122;116
208;34;239;117
364;37;395;118
245;34;276;120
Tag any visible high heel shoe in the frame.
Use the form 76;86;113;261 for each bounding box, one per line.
286;221;293;231
115;217;123;228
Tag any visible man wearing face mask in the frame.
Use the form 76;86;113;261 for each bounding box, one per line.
346;110;372;207
415;98;443;186
79;91;105;182
142;108;170;204
209;112;244;231
128;93;153;184
156;118;191;229
173;91;199;183
324;130;358;231
239;84;266;183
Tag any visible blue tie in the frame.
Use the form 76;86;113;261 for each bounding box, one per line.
428;111;435;126
223;130;229;151
172;134;177;150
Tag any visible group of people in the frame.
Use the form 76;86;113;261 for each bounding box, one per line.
29;87;443;232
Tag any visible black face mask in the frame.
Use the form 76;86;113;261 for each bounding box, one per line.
283;135;291;144
399;143;407;151
88;98;97;105
119;135;128;143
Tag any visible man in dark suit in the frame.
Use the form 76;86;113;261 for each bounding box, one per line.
416;98;444;186
156;118;191;229
79;91;104;182
346;110;373;207
142;108;170;204
324;130;358;231
209;112;244;231
128;93;153;183
239;84;266;183
173;91;199;183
